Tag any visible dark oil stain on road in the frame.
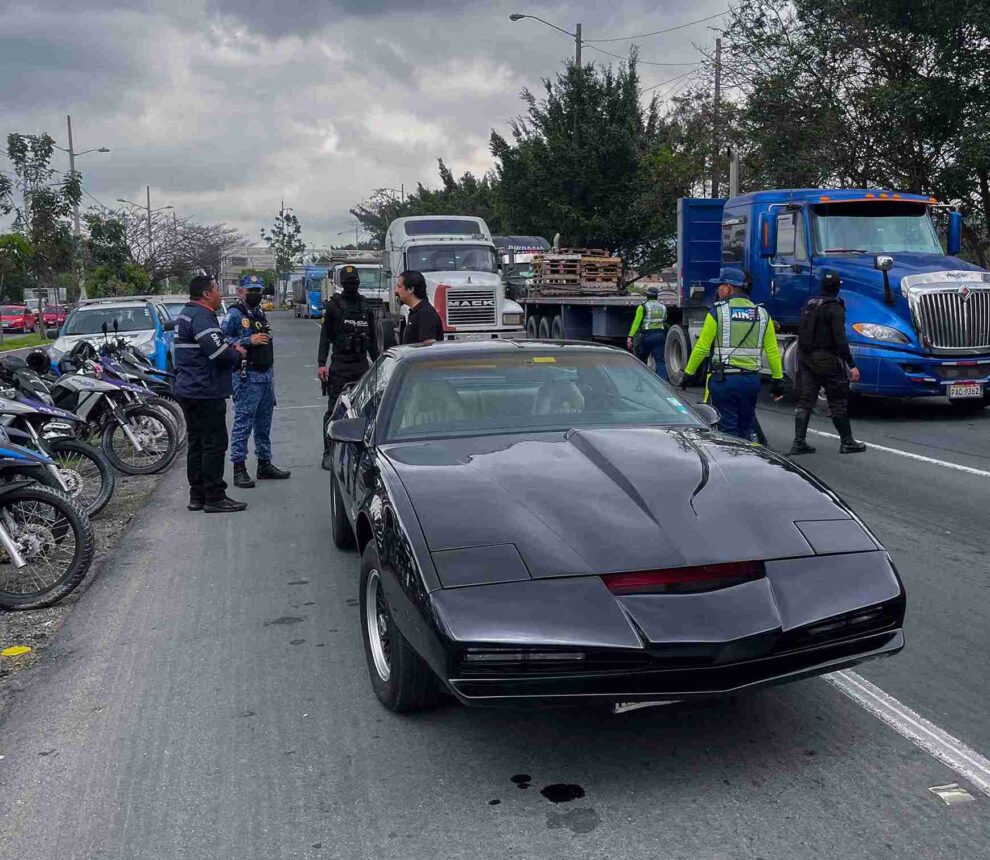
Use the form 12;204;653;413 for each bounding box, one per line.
488;799;501;806
264;616;305;626
546;808;600;834
303;601;316;606
239;710;255;717
345;599;359;606
290;639;306;645
541;784;585;803
38;749;57;757
511;773;532;789
288;580;309;585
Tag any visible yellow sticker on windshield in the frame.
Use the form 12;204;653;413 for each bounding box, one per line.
531;357;556;364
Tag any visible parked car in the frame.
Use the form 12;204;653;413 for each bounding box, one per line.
1;305;37;333
48;297;176;371
42;305;69;330
327;340;906;713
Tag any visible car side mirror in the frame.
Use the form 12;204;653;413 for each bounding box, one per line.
328;416;368;444
693;403;721;427
45;328;59;339
101;321;109;334
113;319;119;334
162;319;176;332
874;255;894;272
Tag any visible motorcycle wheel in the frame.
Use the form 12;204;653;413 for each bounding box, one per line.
0;484;94;610
49;438;116;517
145;394;187;446
101;404;178;475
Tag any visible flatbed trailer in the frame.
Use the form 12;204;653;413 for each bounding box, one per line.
520;291;679;345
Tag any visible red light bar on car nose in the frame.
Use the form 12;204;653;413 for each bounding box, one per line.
602;561;765;595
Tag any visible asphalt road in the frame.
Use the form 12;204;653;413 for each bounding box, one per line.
1;314;988;859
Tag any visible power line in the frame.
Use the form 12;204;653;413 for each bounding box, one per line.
585;43;702;66
584;10;730;44
639;68;703;95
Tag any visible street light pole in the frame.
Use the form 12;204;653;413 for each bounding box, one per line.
116;192;173;289
509;13;582;66
575;22;582;67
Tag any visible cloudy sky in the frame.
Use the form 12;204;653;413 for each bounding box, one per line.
0;0;726;248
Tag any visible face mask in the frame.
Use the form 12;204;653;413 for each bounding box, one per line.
245;292;262;307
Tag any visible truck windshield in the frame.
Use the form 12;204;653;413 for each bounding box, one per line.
406;244;497;274
811;202;941;255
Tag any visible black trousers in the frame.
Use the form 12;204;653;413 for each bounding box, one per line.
179;397;229;502
322;360;369;452
796;351;850;418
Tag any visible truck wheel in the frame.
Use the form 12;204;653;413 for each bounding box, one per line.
664;325;690;383
538;317;551;340
526;315;539;339
551;315;565;341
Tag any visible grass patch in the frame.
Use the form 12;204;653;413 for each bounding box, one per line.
0;332;51;352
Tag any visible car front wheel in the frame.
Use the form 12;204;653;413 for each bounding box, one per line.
359;543;438;713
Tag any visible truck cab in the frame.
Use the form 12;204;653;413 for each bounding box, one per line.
381;216;525;344
494;235;551;300
674;190;990;408
332;263;386;305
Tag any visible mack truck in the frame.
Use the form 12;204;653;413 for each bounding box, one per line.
667;190;990;409
378;216;525;347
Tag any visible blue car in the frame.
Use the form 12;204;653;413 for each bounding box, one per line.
48;297;176;372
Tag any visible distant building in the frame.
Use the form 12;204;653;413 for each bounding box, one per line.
219;245;275;295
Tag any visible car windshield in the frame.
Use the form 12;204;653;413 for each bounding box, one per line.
161;302;187;318
44;306;64;314
1;306;25;314
811;202;942;254
383;350;702;441
62;306;154;335
405;244;498;274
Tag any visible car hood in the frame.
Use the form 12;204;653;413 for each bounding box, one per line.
50;330;157;357
384;428;856;578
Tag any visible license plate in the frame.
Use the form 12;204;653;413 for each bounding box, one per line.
948;383;983;399
454;333;493;342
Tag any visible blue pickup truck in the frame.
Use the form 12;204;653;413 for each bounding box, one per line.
669;190;990;410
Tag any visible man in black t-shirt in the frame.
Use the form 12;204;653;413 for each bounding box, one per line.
395;271;444;344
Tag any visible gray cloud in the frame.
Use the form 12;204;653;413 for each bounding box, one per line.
1;0;726;243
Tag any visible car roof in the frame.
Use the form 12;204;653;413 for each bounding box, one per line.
71;301;154;311
385;339;624;364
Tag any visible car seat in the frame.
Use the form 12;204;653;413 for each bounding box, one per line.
533;380;585;415
402;379;472;428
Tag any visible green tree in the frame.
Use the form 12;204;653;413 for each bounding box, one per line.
0;233;32;303
0;133;81;329
86;262;151;298
260;206;305;304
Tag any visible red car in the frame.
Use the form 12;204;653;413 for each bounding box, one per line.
1;305;37;333
43;305;69;330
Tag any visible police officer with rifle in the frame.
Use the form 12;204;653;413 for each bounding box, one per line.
223;275;291;488
317;266;379;470
789;272;866;455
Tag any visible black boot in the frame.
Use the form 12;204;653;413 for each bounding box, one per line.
233;461;255;488
257;459;291;480
188;494;204;512
788;411;816;455
833;415;867;453
204;495;248;513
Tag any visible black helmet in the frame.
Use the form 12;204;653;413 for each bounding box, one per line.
25;349;51;376
340;266;360;288
645;286;660;299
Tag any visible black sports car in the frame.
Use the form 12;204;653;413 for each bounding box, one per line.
327;341;905;712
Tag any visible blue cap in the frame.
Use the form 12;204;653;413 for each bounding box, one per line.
718;266;747;288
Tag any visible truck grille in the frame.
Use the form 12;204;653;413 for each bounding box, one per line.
914;287;990;353
446;289;496;328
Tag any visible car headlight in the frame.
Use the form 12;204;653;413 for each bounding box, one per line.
851;323;910;344
502;312;524;327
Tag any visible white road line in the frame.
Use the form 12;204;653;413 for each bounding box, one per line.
274;404;323;410
806;429;990;479
825;670;990;797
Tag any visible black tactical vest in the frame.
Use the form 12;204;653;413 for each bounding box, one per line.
332;295;370;359
234;301;274;369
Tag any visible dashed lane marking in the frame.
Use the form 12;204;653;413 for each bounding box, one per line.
805;429;990;479
826;670;990;797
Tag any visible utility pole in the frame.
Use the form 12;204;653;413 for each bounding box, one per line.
712;38;722;199
575;22;582;66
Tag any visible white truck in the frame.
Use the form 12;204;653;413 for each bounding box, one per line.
378;216;525;347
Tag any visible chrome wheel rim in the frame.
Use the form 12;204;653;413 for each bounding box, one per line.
365;569;391;682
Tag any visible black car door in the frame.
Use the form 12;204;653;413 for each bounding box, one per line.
348;357;398;520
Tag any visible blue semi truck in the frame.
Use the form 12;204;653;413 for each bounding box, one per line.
292;266;327;319
668;189;990;410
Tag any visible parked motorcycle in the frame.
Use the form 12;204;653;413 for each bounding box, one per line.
0;372;116;516
0;427;94;610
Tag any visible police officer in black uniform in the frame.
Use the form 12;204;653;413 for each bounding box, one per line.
317;265;378;470
789;271;867;455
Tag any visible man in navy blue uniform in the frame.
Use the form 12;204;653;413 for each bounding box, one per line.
223;276;291;489
173;275;247;513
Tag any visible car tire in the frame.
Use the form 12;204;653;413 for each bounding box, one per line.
551;315;565;340
359;542;439;713
538;316;551;340
526;315;539;339
330;473;356;550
